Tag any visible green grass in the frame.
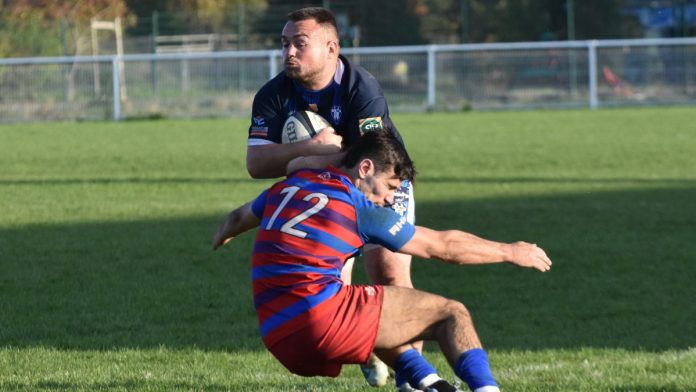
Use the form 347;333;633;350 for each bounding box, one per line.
1;108;695;391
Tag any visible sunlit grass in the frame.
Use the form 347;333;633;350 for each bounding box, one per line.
1;107;695;391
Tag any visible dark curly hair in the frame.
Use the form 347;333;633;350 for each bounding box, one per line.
340;130;416;182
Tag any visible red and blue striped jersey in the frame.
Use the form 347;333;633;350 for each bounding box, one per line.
249;167;415;347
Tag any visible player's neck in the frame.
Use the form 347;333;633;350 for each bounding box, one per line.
299;59;340;91
340;166;361;185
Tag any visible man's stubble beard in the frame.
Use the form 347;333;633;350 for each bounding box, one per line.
284;65;323;87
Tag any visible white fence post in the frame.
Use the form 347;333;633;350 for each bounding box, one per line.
427;45;436;110
112;56;122;121
269;50;279;79
588;40;598;109
3;38;696;122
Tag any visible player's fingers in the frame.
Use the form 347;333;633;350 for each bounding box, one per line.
538;256;551;271
535;261;549;272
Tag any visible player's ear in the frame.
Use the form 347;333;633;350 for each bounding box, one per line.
327;39;339;58
357;158;375;179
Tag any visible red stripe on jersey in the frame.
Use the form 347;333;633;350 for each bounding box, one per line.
261;290;346;348
251;270;335;297
254;231;351;261
254;279;336;325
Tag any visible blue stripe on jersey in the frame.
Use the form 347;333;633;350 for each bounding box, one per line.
284;178;354;205
257;217;360;255
253;241;345;269
254;275;337;308
252;262;340;280
251;188;270;218
258;281;341;338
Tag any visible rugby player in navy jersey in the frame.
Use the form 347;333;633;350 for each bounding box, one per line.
245;7;419;388
214;131;552;392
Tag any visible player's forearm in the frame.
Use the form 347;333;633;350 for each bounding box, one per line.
212;203;259;250
247;143;339;179
247;143;307;178
436;230;510;266
435;230;552;272
287;152;346;174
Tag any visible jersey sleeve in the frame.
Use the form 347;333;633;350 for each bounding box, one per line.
248;80;287;146
250;189;270;218
355;205;416;252
344;66;404;146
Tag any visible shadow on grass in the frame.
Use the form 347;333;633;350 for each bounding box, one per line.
0;177;259;186
1;185;694;352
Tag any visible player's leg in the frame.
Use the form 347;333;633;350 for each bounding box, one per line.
361;181;421;389
363;249;419;389
363;247;424;390
374;286;500;392
364;246;414;287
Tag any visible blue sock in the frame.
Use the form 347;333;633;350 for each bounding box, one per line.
455;348;498;390
393;349;438;388
394;370;408;388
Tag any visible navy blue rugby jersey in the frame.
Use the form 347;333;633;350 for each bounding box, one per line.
248;55;404;148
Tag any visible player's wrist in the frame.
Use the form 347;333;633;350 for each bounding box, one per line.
500;243;515;263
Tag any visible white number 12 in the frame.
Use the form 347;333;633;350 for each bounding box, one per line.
264;186;329;238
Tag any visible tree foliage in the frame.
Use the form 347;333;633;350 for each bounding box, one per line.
0;0;662;57
0;0;131;57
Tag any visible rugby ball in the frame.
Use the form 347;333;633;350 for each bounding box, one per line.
282;111;331;144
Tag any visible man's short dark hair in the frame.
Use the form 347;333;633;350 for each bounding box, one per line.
341;130;416;182
287;7;339;38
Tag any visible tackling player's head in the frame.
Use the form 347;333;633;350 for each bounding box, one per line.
286;7;339;41
340;130;416;206
282;8;340;90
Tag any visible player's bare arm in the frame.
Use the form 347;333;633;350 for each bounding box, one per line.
286;151;347;174
212;202;261;250
247;128;343;178
400;226;552;272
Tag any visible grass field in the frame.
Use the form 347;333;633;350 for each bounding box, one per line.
1;107;695;391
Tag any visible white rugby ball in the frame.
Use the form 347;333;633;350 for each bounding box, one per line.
282;110;331;144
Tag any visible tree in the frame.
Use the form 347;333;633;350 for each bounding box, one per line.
0;0;131;57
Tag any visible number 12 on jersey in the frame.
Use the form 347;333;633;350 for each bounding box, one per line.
264;186;329;238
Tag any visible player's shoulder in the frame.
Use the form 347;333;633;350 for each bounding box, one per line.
339;55;382;93
289;168;352;190
255;71;292;99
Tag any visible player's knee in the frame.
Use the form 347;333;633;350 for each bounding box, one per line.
444;299;472;323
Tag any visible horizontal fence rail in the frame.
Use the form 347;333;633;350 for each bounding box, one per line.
1;37;695;122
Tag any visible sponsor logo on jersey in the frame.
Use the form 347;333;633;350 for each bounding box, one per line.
331;105;342;124
359;117;383;134
364;286;376;296
318;171;332;181
250;116;268;137
253;116;266;126
391;202;407;216
388;215;407;236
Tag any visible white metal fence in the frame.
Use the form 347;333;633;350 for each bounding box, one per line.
1;37;695;123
